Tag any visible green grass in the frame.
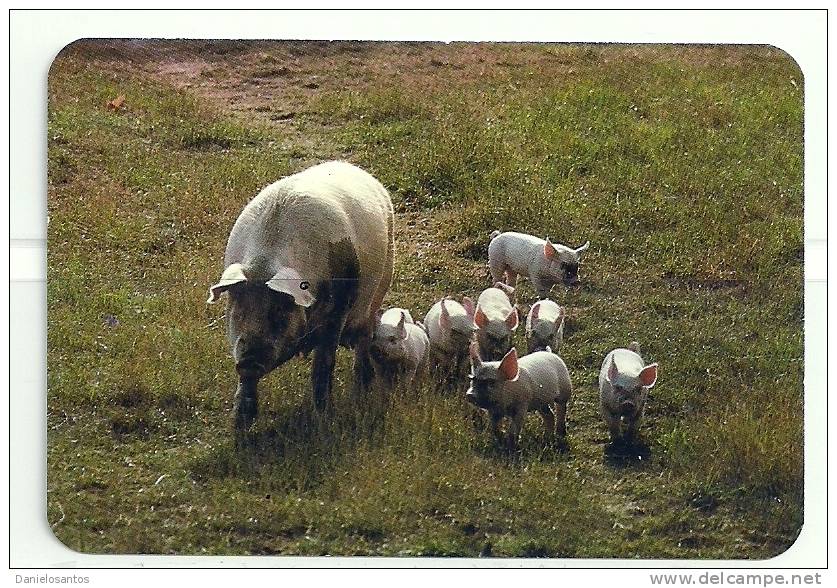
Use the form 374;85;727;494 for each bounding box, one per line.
47;41;802;558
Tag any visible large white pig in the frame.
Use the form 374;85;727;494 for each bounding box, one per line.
208;161;394;431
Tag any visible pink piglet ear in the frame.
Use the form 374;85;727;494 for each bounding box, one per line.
543;238;558;260
639;363;658;388
531;302;540;320
498;348;520;381
607;358;619;384
505;307;519;330
474;307;489;329
439;300;451;331
461;296;475;318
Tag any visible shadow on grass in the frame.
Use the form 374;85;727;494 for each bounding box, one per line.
603;438;652;469
471;430;572;466
188;390;391;491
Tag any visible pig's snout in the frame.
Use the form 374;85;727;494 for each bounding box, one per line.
234;336;271;377
618;400;636;415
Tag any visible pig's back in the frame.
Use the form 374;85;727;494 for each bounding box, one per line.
489;232;543;274
532;299;561;323
406;323;429;361
423;301;446;348
225;161;394;333
599;348;645;388
519;351;572;404
381;307;414;325
476;287;513;320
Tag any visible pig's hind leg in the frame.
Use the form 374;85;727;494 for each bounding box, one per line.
489;255;507;284
540;403;556;440
504;270;518;289
554;400;568;438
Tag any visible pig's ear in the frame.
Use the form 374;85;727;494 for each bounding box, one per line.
469;341;482;367
207;263;247;303
397;311;408;339
554;308;565;343
461;296;476;318
544;238;559;260
266;266;316;307
639;363;658;388
525;302;538;332
606;358;619;384
505;307;519;331
474;307;489;329
374;308;385;325
498;348;520;382
555;306;565;329
493;282;515;300
439;300;451;331
575;241;591;256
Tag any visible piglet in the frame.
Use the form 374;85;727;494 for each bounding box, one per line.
474;283;519;361
488;231;590;298
370;308;429;393
599;342;658;444
525;299;565;354
466;344;573;451
424;297;477;387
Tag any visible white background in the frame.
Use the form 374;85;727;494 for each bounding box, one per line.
5;6;829;581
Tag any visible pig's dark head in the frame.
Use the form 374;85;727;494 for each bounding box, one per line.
226;284;306;379
466;343;519;408
208;262;309;380
543;239;590;287
474;305;518;362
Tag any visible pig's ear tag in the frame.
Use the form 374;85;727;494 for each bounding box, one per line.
266;267;316;307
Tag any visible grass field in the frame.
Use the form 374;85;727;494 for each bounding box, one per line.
47;41;803;558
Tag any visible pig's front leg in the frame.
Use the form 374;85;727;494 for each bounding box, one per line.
233;378;259;433
312;338;340;411
352;331;375;397
505;270;518;289
623;412;641;445
530;275;552;299
603;407;622;443
506;408;525;452
490;411;505;446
